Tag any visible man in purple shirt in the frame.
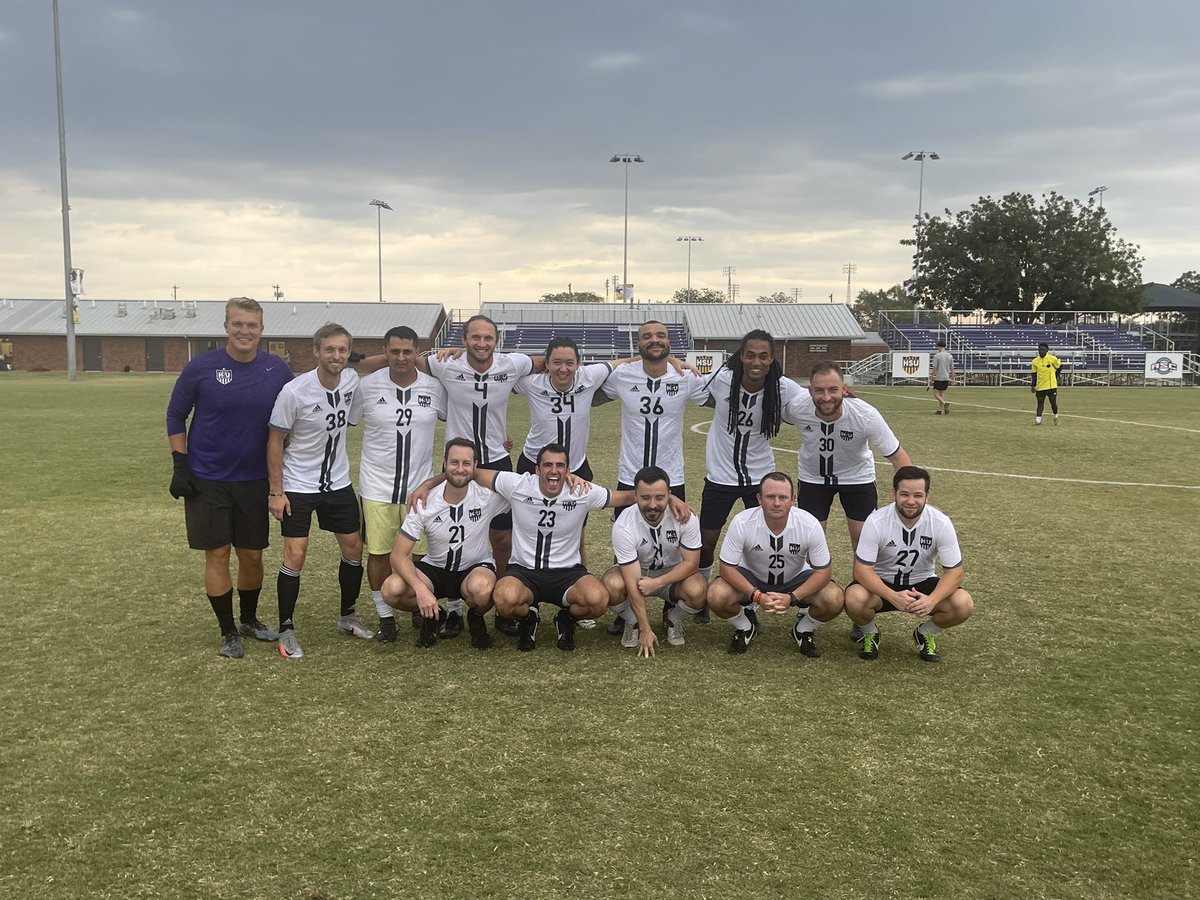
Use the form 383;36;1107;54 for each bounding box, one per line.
166;297;292;658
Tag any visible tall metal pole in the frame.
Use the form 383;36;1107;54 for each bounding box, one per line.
610;155;643;304
53;0;77;380
677;236;702;295
376;204;382;301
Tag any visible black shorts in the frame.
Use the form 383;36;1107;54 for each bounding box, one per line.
613;481;686;522
849;576;940;612
933;380;950;391
797;481;878;523
502;564;590;608
516;454;594;481
699;479;760;531
281;485;361;538
184;477;270;551
478;456;514;530
1036;389;1058;399
415;558;495;600
735;565;821;604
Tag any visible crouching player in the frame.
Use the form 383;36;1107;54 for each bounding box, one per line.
603;465;708;658
707;472;844;656
383;439;509;649
845;466;974;662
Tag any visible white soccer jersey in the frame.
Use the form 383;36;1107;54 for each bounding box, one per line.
784;394;902;485
399;481;508;571
612;504;702;575
602;362;709;485
719;506;831;587
269;368;362;493
427;352;534;466
358;369;445;504
516;363;612;471
855;502;962;587
704;368;805;487
492;472;610;570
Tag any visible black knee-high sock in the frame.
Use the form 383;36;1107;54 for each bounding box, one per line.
208;589;236;636
238;587;262;624
339;557;363;617
277;566;301;631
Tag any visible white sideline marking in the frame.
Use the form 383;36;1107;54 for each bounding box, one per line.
858;391;1200;435
687;421;1200;490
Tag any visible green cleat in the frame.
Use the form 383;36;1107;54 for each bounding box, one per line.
913;626;940;662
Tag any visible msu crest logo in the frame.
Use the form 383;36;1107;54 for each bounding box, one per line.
493;373;509;383
215;368;233;385
418;394;432;407
920;535;933;550
561;500;578;511
789;543;801;555
666;530;678;543
902;355;920;375
1149;356;1178;376
666;383;680;396
840;430;854;441
468;507;482;523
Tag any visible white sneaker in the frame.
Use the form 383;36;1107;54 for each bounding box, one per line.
278;630;304;659
1053;415;1059;425
620;618;639;649
576;618;597;630
666;619;686;647
337;614;375;640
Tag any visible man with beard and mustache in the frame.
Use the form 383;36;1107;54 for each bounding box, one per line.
844;466;974;662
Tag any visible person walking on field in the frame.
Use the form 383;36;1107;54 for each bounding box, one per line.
930;340;955;415
1031;342;1061;425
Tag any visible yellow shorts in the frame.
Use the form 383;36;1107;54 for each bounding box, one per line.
361;498;427;557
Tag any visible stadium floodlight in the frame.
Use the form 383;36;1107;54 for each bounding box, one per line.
53;0;77;380
677;236;703;294
1088;185;1108;210
610;154;645;303
369;199;393;302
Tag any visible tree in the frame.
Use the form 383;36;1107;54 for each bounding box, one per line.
1171;271;1200;294
672;287;727;304
540;291;602;303
853;285;908;330
755;291;794;304
907;191;1144;317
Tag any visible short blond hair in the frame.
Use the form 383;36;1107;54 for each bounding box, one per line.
224;296;263;324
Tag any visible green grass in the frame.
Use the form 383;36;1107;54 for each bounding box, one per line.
1;374;1196;899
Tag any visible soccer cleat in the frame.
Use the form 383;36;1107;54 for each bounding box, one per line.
337;614;376;640
218;633;245;659
517;608;539;652
467;609;492;650
495;614;520;637
238;620;278;642
411;611;423;630
1053;414;1059;425
442;609;464;639
620;618;639;649
728;628;754;655
913;626;940;662
793;623;821;658
278;630;305;659
416;608;446;649
933;409;942;415
664;605;685;647
944;402;950;414
606;616;625;636
374;619;398;643
693;607;711;625
577;619;597;630
746;605;765;636
555;608;577;652
850;623;864;644
858;631;880;660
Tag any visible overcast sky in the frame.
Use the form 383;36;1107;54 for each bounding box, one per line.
3;1;1198;309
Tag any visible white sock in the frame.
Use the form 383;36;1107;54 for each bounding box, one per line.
1036;416;1042;424
728;609;752;631
698;565;713;582
447;598;464;614
795;609;821;633
918;620;942;635
668;602;701;625
371;590;392;620
859;621;879;634
611;600;633;623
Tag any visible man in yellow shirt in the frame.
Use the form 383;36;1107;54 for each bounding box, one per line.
1030;343;1061;425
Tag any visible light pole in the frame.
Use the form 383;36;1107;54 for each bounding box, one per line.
1088;185;1108;210
677;236;702;296
902;150;939;321
369;199;392;301
53;0;77;380
842;262;857;305
610;154;644;303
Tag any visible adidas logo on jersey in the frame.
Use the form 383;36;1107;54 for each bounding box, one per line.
375;397;387;405
312;404;322;412
803;425;813;432
456;374;466;381
630;385;640;392
753;544;764;550
886;540;897;547
640;538;649;545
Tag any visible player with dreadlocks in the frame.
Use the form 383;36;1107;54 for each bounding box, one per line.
697;330;804;590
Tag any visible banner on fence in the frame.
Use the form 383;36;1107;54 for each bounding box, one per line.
685;350;726;375
891;351;929;379
1144;352;1183;379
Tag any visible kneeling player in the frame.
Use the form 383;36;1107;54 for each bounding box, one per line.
845;466;974;662
707;472;844;656
603;465;707;658
383;439;508;649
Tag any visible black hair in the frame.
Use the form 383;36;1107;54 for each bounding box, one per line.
443;437;478;463
385;325;419;345
893;465;931;492
633;465;670;490
724;329;783;438
536;442;569;466
759;471;794;494
545;335;580;363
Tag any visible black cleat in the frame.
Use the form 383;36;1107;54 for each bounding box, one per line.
913;626;940;662
606;616;625;636
411;611;423;630
555;608;577;652
746;605;765;636
793;623;821;658
517;608;539;652
374;619;398;643
728;628;754;655
416;607;447;649
442;609;464;639
693;607;711;625
858;630;880;660
495;614;520;637
467;609;492;650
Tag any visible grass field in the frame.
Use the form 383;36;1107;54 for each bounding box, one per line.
1;373;1197;899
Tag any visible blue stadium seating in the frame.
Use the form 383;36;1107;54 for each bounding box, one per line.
441;321;689;357
881;323;1150;372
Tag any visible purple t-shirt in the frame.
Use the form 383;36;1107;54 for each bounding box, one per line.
166;347;292;482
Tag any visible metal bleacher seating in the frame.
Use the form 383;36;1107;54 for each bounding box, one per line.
441;320;689;359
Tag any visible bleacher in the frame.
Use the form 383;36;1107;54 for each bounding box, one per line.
441;320;689;358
